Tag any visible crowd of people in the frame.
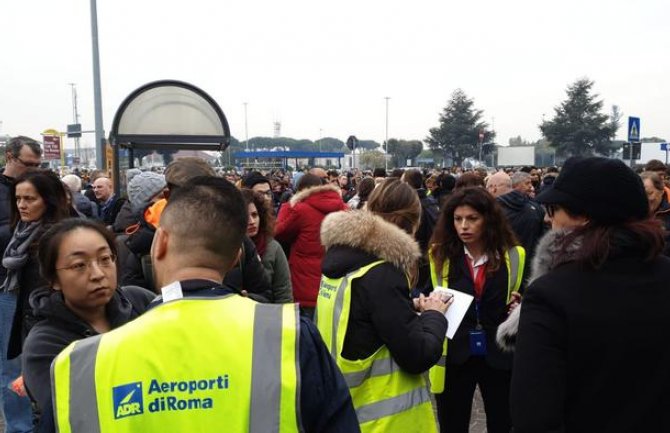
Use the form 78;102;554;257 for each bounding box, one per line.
1;134;670;432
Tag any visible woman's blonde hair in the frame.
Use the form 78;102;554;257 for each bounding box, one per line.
367;179;422;286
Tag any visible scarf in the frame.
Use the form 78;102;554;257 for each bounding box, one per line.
253;233;268;258
496;229;583;352
1;221;42;292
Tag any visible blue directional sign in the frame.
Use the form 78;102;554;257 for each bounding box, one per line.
661;143;668;151
628;117;640;142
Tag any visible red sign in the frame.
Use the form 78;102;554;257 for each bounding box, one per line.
43;135;61;160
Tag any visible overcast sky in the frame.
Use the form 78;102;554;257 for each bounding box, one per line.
1;0;668;152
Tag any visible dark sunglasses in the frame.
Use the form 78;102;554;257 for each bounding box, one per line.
15;157;41;168
545;204;557;218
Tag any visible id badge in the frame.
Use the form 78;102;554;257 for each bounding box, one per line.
469;329;488;356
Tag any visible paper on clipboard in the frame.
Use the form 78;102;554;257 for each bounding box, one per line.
434;287;474;339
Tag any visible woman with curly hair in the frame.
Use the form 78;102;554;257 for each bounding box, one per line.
241;188;293;303
427;186;525;433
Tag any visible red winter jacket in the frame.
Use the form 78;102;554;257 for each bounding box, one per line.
275;184;348;307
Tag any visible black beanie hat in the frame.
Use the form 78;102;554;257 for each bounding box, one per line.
535;157;648;224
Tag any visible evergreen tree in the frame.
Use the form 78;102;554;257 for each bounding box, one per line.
540;78;620;157
426;89;493;166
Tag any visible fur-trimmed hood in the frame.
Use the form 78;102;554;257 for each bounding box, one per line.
289;184;341;207
497;229;582;351
321;210;421;275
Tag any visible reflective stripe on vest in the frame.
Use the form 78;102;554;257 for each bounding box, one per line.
316;261;437;433
427;245;526;394
51;296;300;433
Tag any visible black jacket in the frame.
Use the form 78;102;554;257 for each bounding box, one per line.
321;210;447;374
123;215;272;302
72;191;98;219
425;249;519;370
416;188;439;254
654;197;670;257
0;173;14;284
497;190;546;260
22;286;155;433
7;225;52;359
416;188;440;290
511;228;670;432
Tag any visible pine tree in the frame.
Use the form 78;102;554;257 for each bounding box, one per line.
426;89;492;166
540;79;620;157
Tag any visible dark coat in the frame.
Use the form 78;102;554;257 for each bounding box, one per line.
22;286;155;433
416;188;439;254
275;184;347;307
416;188;440;289
112;200;137;233
0;173;14;284
7;225;51;359
98;194;126;226
497;190;546;260
425;248;521;370
122;209;272;302
72;191;98;219
320;211;447;374
511;228;670;433
654;198;670;257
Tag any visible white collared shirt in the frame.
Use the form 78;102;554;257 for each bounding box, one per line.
464;246;489;280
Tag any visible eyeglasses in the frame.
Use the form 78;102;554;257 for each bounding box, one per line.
56;254;116;274
15;157;41;168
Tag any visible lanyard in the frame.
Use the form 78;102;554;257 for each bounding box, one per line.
465;256;487;326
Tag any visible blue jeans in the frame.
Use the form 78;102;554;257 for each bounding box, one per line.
0;291;33;432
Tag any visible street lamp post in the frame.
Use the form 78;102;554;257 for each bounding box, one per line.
90;0;105;170
384;96;390;172
244;102;249;151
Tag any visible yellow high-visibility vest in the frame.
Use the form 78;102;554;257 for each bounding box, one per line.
316;261;437;433
51;294;300;433
427;246;525;393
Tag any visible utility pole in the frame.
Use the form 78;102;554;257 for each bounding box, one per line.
384;96;390;172
90;0;105;170
69;83;81;159
244;102;249;150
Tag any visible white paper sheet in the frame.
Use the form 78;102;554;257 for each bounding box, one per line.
434;287;474;339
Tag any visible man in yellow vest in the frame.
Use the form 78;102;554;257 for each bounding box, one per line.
51;176;360;433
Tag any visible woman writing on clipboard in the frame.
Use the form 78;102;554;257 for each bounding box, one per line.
426;186;526;433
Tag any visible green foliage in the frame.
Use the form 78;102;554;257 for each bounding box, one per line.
426;89;493;165
540;79;620;157
641;136;667;143
358;150;386;169
508;136;533;147
386;139;423;167
357;140;381;150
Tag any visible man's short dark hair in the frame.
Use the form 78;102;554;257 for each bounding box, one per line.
6;136;42;158
161;176;247;269
403;169;423;190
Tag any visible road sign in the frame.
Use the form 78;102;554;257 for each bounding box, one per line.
661;143;668;151
628;117;640;142
42;135;62;160
67;124;82;138
622;142;641;161
346;135;358;151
